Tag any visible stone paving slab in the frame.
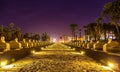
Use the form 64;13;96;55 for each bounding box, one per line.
0;43;115;72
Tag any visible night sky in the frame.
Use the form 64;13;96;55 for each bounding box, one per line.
0;0;112;39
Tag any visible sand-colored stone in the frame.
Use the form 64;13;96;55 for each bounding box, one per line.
10;38;22;50
94;41;106;51
27;39;33;48
20;39;28;48
87;40;94;49
0;36;10;52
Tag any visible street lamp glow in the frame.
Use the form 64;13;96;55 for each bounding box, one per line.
53;38;56;42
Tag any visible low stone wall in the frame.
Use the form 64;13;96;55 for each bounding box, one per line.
64;43;120;71
0;43;53;67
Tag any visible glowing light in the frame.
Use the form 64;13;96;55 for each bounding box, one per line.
0;60;8;67
102;62;116;70
101;66;112;70
31;50;41;54
11;58;15;62
2;64;14;69
72;48;75;50
53;38;56;42
41;47;44;50
31;50;35;54
80;51;85;55
108;62;114;68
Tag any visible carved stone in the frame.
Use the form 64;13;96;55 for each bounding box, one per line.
0;36;10;52
20;39;28;48
10;38;22;50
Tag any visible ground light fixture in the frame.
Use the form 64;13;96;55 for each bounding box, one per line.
75;51;85;55
0;60;8;67
1;64;14;69
80;51;85;55
31;50;40;54
108;62;114;68
11;58;15;62
107;61;118;69
101;61;118;71
31;50;36;54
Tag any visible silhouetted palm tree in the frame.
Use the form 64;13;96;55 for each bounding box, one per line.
78;29;81;41
85;23;97;41
41;32;50;41
102;0;120;41
9;22;14;29
70;24;78;41
95;18;102;40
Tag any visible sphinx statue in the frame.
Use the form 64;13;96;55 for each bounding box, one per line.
10;38;22;50
0;36;10;52
20;39;28;48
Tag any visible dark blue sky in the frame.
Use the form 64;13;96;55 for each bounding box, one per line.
0;0;112;39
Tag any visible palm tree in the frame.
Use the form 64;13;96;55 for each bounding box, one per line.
85;23;97;41
84;26;88;41
102;0;120;41
14;27;23;40
9;22;14;29
102;23;112;40
41;32;50;41
23;33;29;39
78;29;81;41
9;22;15;40
95;18;102;40
70;24;78;41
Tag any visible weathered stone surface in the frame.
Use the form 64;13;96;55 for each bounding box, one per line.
94;41;106;50
87;40;95;49
82;41;88;48
27;39;34;48
103;39;120;52
12;43;114;72
10;38;22;50
20;39;28;48
0;36;10;52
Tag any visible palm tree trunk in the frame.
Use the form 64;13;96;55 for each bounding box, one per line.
115;24;120;41
104;30;107;41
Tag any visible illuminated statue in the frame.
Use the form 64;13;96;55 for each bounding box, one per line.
0;36;10;52
87;40;94;49
10;38;22;50
32;40;37;47
103;38;120;52
28;39;33;48
20;39;28;48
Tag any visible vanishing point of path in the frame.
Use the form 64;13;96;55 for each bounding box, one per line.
0;43;114;72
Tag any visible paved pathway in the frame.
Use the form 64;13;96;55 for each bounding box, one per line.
0;43;115;72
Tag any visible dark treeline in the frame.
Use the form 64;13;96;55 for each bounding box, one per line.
0;22;50;42
70;0;120;42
